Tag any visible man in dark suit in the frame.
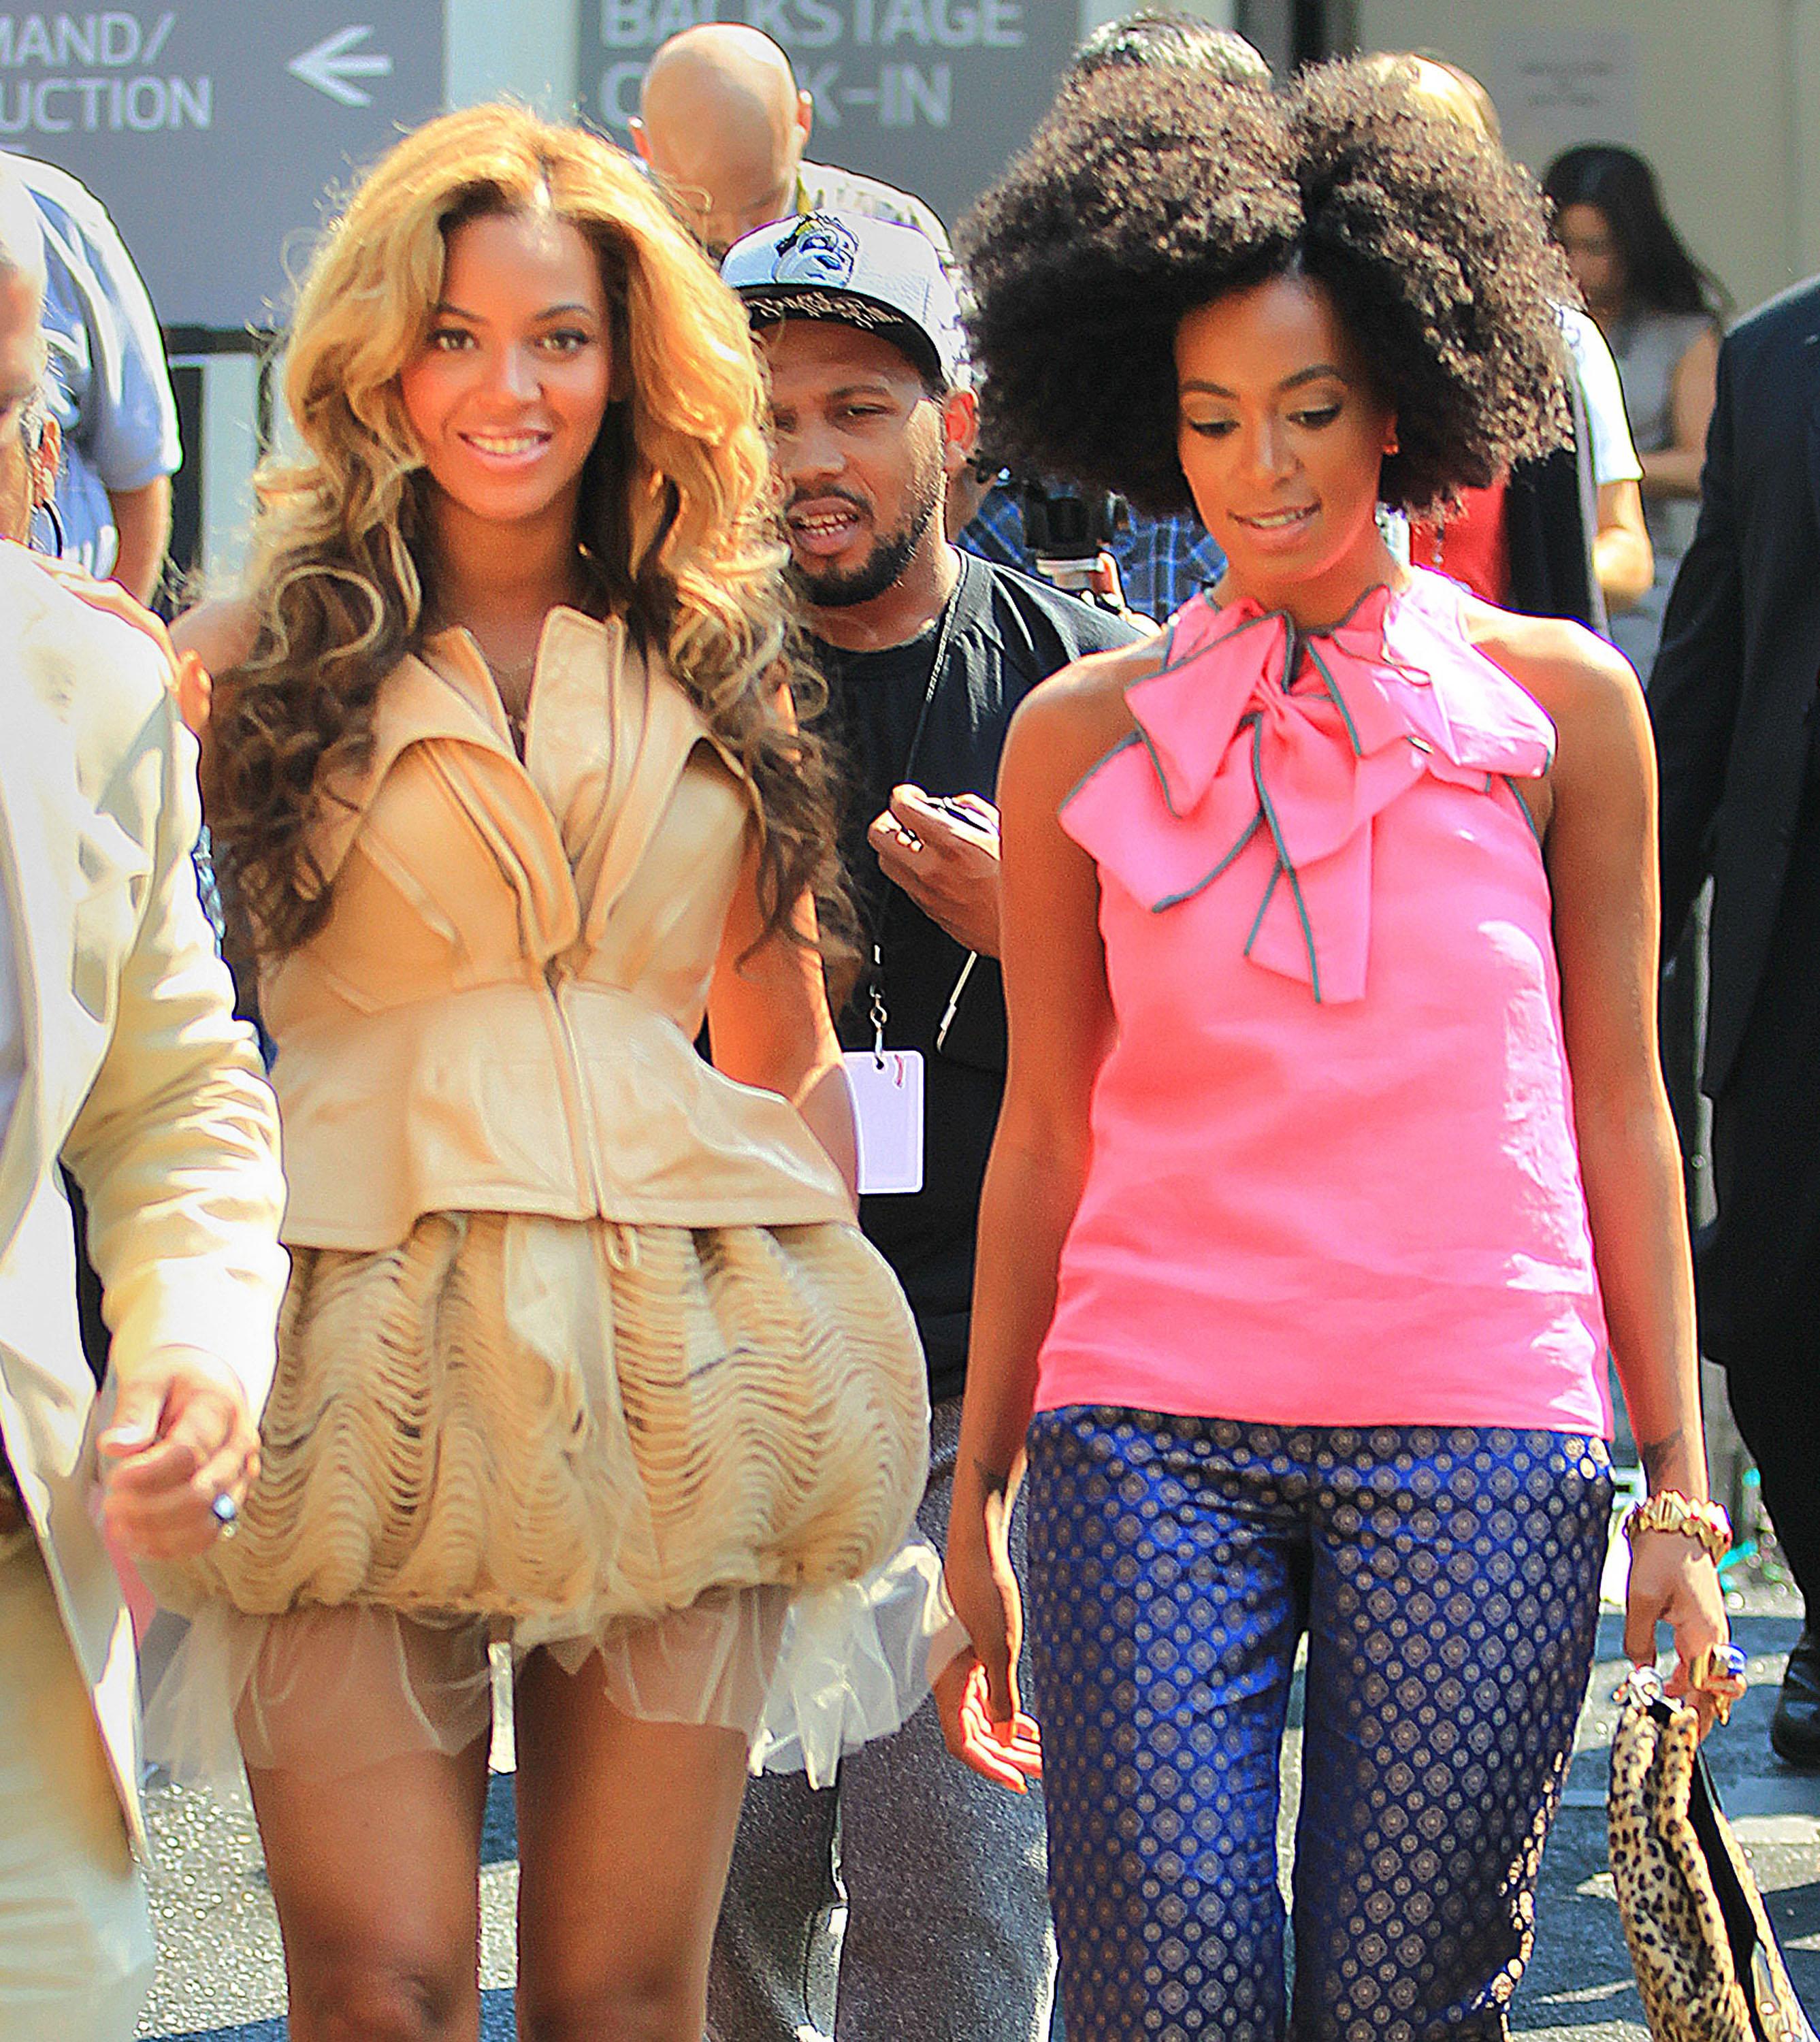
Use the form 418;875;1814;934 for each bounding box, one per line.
1651;274;1820;1768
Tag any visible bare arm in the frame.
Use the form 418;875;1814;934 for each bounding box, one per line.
1543;642;1699;1480
171;594;259;672
941;669;1122;1758
1640;327;1719;504
1511;623;1727;1691
706;830;856;1201
956;703;1113;1502
106;476;172;606
1593;478;1655;614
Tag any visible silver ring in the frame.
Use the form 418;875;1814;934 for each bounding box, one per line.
210;1491;240;1540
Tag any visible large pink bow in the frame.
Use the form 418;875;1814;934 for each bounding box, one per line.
1062;580;1555;1003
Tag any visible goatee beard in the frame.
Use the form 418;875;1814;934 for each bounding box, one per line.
789;524;920;609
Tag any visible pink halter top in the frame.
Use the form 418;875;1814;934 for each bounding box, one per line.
1037;569;1611;1434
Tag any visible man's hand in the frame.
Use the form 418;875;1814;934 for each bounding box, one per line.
97;1346;259;1561
1088;549;1133;617
868;784;1003;956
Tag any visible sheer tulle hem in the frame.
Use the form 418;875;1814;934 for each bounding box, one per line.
753;1538;954;1787
145;1542;947;1793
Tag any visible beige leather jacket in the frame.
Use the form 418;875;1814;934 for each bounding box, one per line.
266;608;851;1250
0;551;287;1860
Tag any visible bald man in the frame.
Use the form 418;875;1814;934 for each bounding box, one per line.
631;24;949;263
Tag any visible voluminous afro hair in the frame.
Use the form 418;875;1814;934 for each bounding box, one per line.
958;57;1577;518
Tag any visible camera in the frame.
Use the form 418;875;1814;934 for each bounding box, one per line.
1019;480;1126;601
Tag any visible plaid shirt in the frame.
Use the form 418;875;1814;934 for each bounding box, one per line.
960;483;1224;624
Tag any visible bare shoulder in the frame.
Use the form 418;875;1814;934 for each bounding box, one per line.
174;595;261;675
1005;630;1167;797
1459;596;1645;745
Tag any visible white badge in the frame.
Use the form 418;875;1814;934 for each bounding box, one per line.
843;1049;926;1195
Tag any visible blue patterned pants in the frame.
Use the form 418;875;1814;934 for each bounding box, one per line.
1024;1411;1612;2042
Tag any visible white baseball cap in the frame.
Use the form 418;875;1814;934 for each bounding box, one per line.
721;211;966;389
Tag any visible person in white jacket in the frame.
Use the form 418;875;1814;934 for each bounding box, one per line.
0;161;286;2042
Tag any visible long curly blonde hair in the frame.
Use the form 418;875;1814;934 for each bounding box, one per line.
204;102;841;962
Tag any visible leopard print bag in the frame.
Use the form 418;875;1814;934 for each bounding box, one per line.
1608;1666;1815;2042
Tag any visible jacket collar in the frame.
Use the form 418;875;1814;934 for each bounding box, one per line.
306;607;751;900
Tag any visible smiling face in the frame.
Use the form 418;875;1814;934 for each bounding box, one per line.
397;208;615;548
761;317;954;611
1175;274;1398;622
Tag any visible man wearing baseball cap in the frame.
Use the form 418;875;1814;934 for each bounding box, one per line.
709;214;1144;2042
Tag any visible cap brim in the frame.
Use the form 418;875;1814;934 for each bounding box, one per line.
737;284;945;387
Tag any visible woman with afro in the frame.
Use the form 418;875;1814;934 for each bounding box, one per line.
935;59;1730;2041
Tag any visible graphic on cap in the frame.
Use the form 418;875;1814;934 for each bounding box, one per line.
772;215;860;288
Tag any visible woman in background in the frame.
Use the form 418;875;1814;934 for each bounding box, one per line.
1384;57;1654;636
1545;142;1726;680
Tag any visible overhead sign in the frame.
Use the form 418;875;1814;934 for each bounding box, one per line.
580;2;1079;236
1487;29;1640;179
0;6;444;329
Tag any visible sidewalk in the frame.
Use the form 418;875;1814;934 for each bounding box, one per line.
138;1566;1818;2041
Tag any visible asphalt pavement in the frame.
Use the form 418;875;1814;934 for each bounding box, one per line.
137;1557;1819;2042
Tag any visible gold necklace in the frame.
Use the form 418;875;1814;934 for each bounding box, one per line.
473;646;536;747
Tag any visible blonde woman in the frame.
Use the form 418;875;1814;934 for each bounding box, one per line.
153;106;926;2042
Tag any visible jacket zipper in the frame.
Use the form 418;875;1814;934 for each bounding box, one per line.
547;971;608;1215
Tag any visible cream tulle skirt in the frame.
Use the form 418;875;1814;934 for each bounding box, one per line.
146;1208;933;1789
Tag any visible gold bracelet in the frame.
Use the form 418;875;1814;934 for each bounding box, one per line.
1622;1490;1732;1568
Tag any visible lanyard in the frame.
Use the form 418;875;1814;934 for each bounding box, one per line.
861;560;966;1055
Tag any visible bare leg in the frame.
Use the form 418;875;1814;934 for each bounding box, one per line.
513;1645;753;2042
248;1736;491;2042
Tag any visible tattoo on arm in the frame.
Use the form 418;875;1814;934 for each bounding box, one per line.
1640;1427;1686;1492
973;1455;1011;1503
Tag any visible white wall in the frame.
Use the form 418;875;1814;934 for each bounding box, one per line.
439;0;1813;314
444;0;579;113
442;2;1192;110
1357;0;1819;319
442;1;1242;102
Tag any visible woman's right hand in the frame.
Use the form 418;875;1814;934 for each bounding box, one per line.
935;1491;1042;1792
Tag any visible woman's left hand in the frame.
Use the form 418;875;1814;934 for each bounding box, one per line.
1624;1527;1734;1736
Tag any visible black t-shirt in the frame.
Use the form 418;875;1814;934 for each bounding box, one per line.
814;550;1143;1402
